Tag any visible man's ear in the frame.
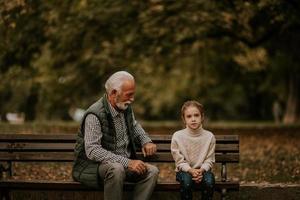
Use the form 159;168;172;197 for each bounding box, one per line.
111;89;118;97
107;90;117;102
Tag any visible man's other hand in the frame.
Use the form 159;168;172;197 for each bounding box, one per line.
142;143;157;157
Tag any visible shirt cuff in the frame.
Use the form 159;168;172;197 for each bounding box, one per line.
141;137;152;147
180;164;192;172
200;163;210;172
120;157;130;168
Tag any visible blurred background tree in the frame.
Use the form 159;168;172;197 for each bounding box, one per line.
0;0;299;123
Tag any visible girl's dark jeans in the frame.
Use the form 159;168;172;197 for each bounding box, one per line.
176;171;215;200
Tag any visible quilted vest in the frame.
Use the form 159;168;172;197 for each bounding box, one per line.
72;95;136;188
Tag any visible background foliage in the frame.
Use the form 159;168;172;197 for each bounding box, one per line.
0;0;299;122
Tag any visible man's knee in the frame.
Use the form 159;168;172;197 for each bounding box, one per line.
147;164;159;177
104;163;126;181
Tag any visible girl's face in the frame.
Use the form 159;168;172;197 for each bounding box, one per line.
183;106;202;130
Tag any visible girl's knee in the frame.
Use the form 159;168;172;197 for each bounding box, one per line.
177;172;193;190
182;181;193;190
202;171;215;188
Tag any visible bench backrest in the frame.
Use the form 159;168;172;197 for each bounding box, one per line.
0;134;239;164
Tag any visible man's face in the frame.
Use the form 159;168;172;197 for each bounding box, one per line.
114;80;135;111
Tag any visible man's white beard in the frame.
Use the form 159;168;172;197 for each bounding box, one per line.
115;94;132;110
116;101;131;110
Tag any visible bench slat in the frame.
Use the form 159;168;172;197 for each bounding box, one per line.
0;143;239;153
0;134;75;142
138;144;239;152
137;153;239;163
0;152;239;163
0;143;75;151
150;135;239;143
0;179;239;191
0;134;239;143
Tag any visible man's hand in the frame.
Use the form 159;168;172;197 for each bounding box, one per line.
142;143;157;157
128;160;148;175
188;168;204;183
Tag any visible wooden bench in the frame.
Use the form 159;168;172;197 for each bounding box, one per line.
0;134;239;200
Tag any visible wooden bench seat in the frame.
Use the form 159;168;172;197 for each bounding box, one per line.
0;134;239;200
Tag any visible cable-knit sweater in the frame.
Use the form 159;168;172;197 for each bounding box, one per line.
171;126;215;172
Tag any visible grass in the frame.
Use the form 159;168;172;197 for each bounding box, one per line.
238;133;300;183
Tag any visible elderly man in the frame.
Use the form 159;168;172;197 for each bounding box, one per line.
72;71;159;200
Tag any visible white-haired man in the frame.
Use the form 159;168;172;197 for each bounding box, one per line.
72;71;159;200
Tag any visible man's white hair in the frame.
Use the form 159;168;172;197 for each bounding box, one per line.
105;71;134;94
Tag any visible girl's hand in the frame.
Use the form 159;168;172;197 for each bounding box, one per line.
188;168;198;177
189;168;205;183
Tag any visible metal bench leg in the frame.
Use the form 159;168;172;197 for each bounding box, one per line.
0;162;12;178
220;162;228;200
221;188;227;200
0;189;10;200
1;162;12;200
8;162;12;177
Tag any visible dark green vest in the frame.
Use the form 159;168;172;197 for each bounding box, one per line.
72;95;137;188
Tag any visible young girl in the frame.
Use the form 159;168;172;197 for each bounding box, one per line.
171;100;216;200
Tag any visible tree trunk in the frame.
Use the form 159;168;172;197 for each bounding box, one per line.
283;75;299;124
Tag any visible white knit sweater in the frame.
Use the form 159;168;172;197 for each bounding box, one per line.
171;127;216;172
